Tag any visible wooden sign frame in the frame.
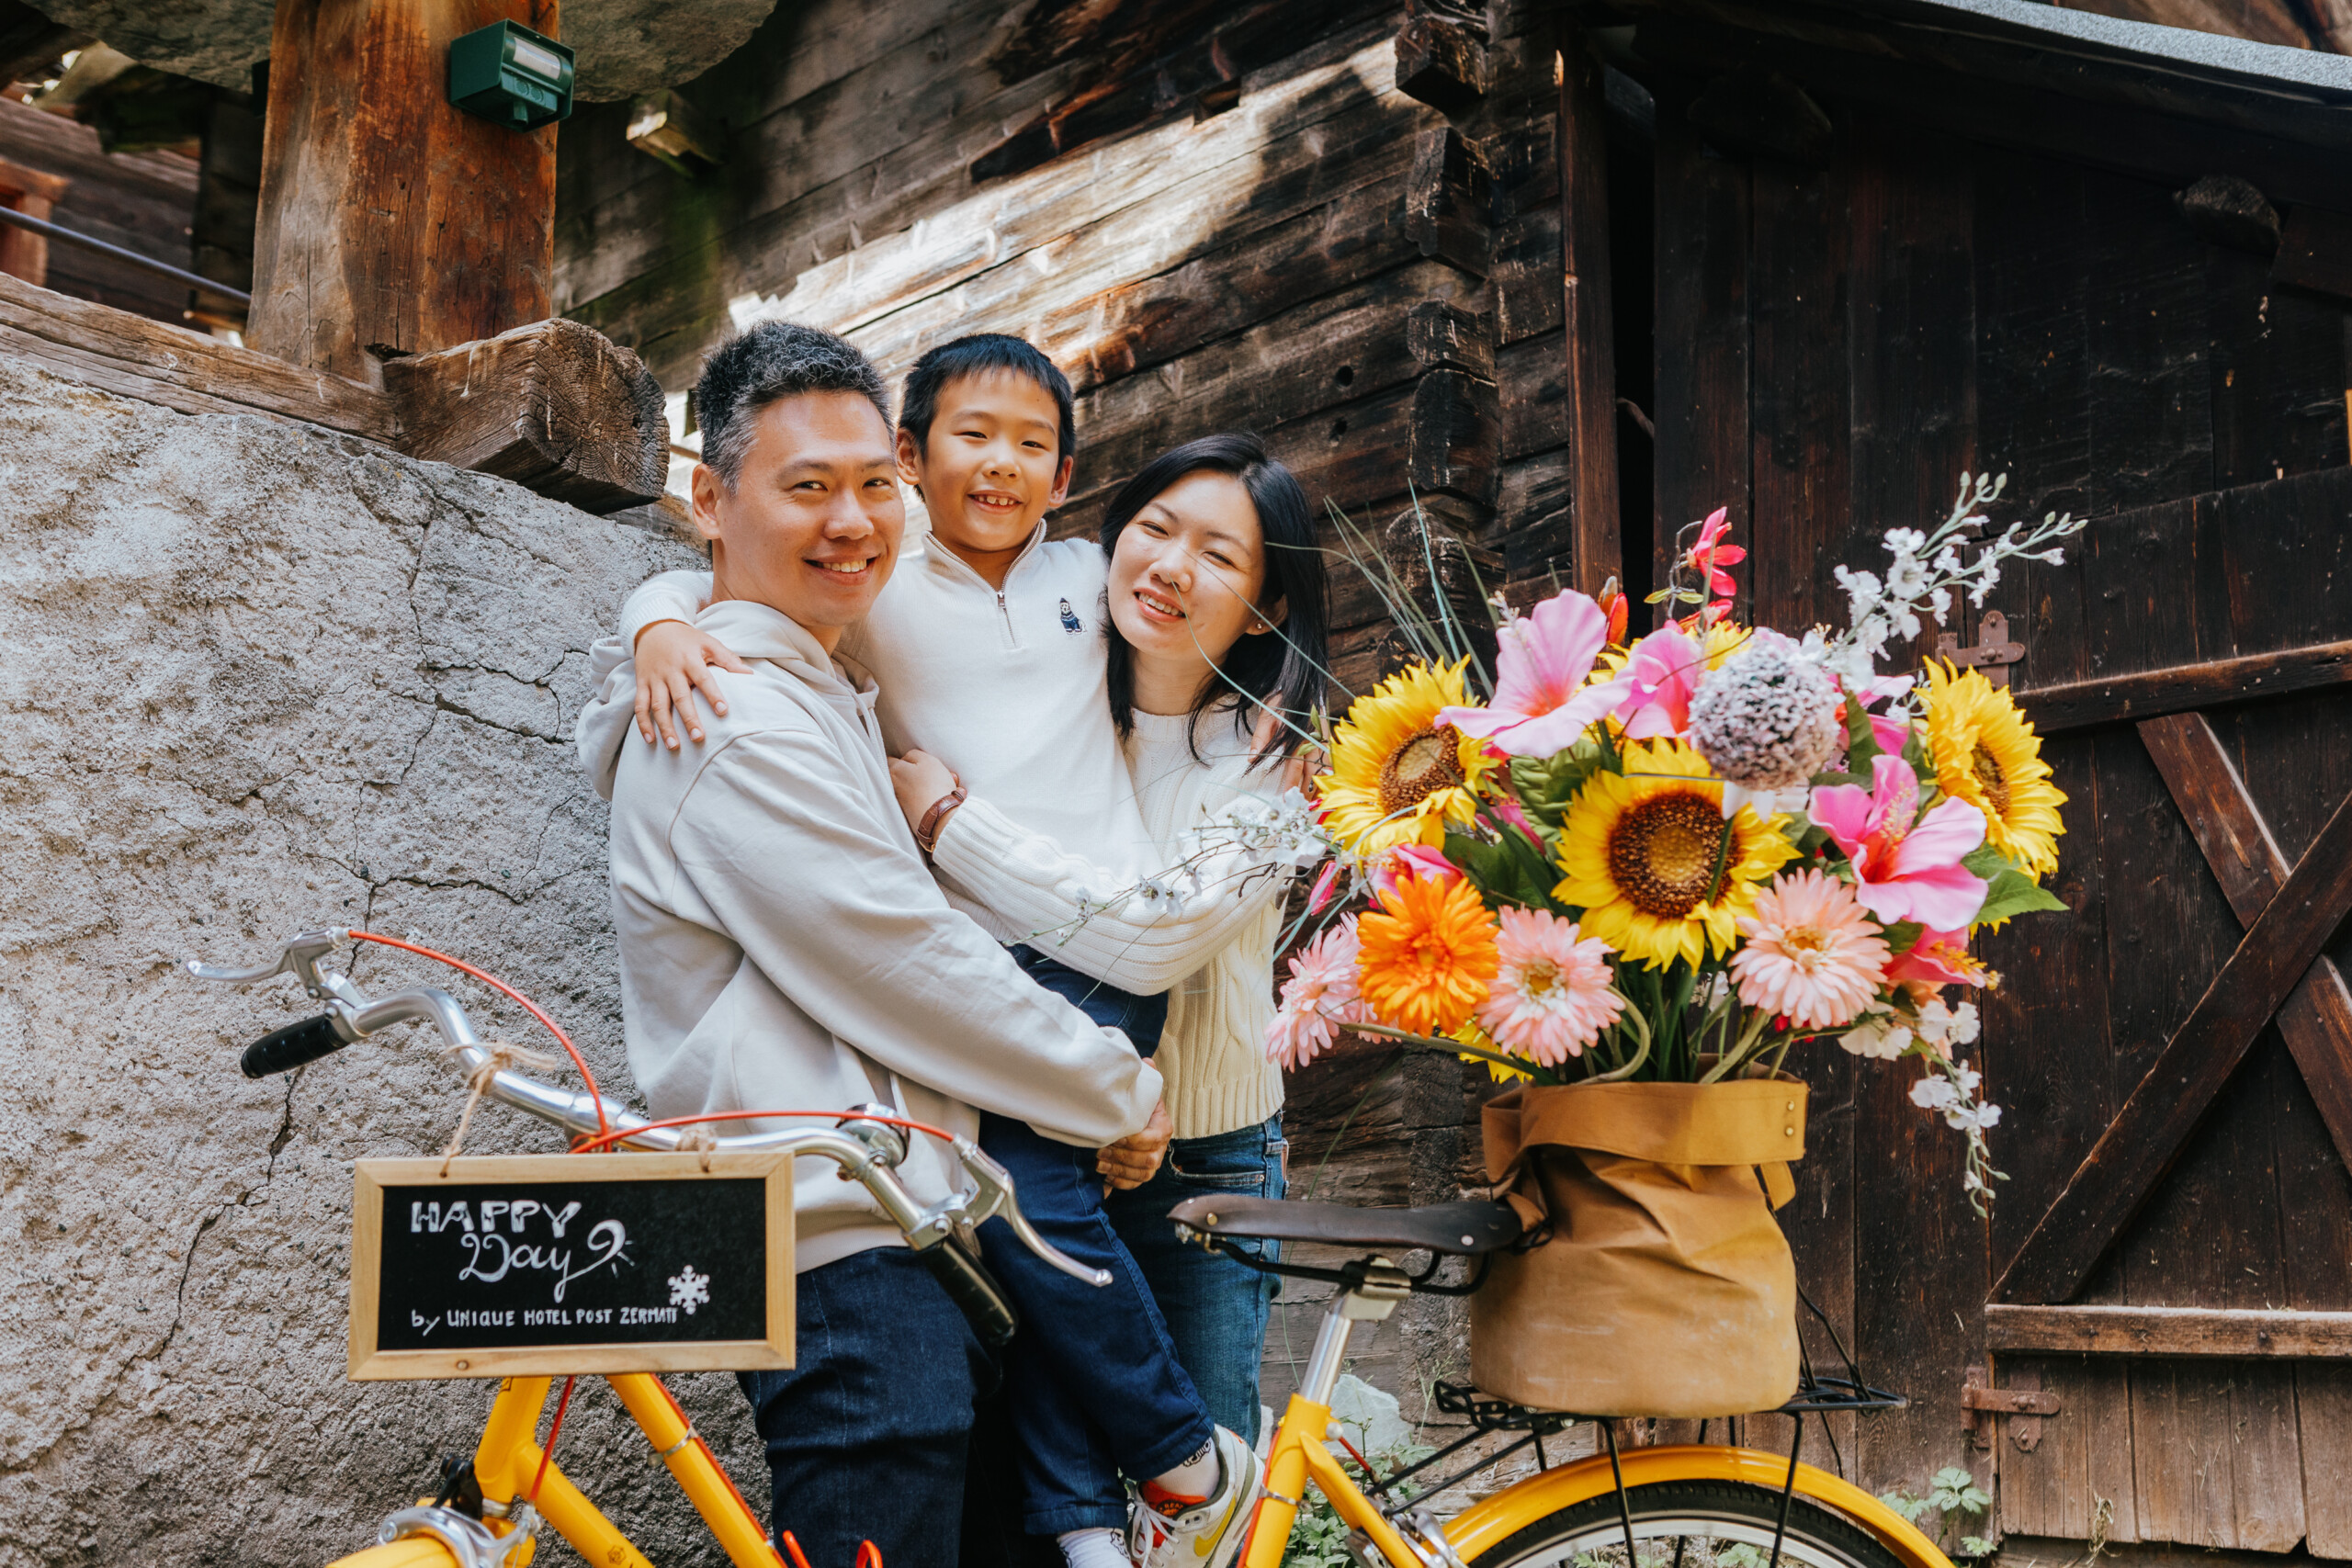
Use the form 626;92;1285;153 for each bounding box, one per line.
350;1153;793;1380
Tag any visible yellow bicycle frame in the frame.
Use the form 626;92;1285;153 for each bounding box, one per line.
327;1375;782;1568
1243;1393;1953;1568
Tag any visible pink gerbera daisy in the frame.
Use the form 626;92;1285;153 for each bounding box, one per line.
1730;870;1891;1031
1266;917;1374;1068
1475;908;1623;1066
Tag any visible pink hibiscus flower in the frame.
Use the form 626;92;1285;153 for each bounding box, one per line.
1611;625;1708;740
1884;927;1994;991
1371;842;1463;902
1438;592;1628;757
1808;754;1989;931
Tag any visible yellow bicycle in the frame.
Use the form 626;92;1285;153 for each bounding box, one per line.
193;931;1954;1568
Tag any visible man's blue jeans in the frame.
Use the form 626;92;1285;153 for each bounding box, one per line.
737;1247;995;1564
1105;1114;1286;1445
978;945;1216;1535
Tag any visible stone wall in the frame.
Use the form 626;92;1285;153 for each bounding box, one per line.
0;359;747;1565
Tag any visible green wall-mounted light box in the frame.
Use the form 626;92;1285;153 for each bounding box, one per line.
448;20;574;130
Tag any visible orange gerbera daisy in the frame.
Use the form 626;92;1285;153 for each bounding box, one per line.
1356;870;1501;1037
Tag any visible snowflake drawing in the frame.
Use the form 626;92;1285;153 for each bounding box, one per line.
667;1264;710;1316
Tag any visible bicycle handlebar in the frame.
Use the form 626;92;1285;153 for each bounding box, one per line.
183;930;1116;1343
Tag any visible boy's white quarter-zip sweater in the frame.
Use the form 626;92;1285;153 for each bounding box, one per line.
619;521;1159;962
576;599;1161;1275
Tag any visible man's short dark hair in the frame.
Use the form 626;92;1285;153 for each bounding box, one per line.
696;321;892;488
897;333;1077;465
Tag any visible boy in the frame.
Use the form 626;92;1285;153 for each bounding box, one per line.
577;323;1165;1566
608;333;1260;1568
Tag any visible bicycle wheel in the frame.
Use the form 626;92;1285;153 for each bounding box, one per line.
1464;1479;1911;1568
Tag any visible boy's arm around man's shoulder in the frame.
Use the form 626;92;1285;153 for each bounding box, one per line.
662;722;1161;1148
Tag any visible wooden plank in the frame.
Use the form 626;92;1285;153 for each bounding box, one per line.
1995;1358;2142;1543
1558;24;1619;600
2018;639;2352;736
250;0;560;379
1410;367;1501;506
2274;204;2352;303
382;318;667;513
2207;240;2350;492
1496;329;1566;460
2299;1364;2352;1556
1746;151;1849;635
1972;147;2091;530
1648;81;1748;604
1406;124;1495;276
2132;1360;2305;1552
1394;12;1487;117
2139;712;2352;1170
1988;1305;2352;1358
0;267;396;441
1996;781;2352;1306
1841;114;1985;1501
2083;174;2214;516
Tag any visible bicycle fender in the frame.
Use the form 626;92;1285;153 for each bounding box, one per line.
1440;1444;1953;1568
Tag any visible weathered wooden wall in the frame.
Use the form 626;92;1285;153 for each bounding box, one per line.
0;95;198;323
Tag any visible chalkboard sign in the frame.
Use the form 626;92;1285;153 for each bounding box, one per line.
349;1154;792;1379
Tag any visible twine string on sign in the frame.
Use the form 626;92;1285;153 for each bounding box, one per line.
441;1040;563;1174
678;1124;718;1173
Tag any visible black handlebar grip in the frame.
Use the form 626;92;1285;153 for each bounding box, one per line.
916;1237;1019;1348
241;1014;350;1078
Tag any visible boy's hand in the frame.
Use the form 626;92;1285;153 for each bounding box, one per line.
1097;1100;1172;1191
889;749;959;832
635;619;750;750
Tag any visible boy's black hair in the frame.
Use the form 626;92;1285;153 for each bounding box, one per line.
1100;433;1329;764
897;333;1078;464
697;321;891;488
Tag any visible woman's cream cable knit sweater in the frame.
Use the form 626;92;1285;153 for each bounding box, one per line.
929;705;1292;1141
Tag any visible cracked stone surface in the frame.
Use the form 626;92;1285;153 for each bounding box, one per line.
29;0;779;101
0;359;756;1565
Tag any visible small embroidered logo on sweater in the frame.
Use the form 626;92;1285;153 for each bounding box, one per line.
1058;598;1085;634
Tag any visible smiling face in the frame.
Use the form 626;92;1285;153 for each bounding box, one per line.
692;390;906;650
1106;469;1275;704
899;368;1074;571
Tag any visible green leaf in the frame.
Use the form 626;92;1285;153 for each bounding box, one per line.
1972;865;2068;926
1878;919;1926;955
1961;842;2013;879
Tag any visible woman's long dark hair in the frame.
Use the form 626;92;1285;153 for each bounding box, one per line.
1099;433;1329;764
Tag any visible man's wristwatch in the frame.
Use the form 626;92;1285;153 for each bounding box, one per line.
915;783;967;857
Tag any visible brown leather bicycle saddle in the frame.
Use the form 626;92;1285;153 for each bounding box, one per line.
1169;1194;1523;1256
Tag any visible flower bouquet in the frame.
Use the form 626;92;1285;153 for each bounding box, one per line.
1266;474;2083;1416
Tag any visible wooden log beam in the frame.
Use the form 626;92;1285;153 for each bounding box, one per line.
1987;1304;2352;1359
2136;712;2352;1173
2015;638;2352;734
1406;124;1495;276
1995;780;2352;1304
1394;13;1488;117
382;318;667;513
250;0;560;381
0;267;396;440
1557;22;1620;599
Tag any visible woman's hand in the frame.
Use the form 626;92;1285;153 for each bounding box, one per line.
634;620;752;749
1097;1100;1173;1191
889;749;959;834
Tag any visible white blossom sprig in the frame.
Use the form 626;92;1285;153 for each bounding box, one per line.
1820;471;2085;687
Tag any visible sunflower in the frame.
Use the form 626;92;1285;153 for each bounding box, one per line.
1921;660;2065;878
1553;739;1797;969
1355;871;1500;1036
1316;659;1498;856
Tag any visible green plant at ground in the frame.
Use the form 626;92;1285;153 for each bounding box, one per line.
1283;1443;1437;1567
1879;1466;1995;1557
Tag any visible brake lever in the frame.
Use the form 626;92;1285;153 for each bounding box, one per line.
948;1136;1111;1288
184;928;346;997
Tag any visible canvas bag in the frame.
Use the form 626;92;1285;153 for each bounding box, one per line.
1469;1078;1807;1418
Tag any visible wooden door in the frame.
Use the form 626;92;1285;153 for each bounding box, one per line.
1981;468;2352;1557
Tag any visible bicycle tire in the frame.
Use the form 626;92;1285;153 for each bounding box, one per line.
1464;1478;1912;1568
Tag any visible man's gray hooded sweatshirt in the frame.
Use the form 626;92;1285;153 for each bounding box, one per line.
578;597;1162;1274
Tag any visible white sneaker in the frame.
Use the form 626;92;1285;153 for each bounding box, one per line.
1128;1425;1263;1568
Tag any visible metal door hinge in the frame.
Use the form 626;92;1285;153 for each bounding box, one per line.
1963;1363;2061;1451
1936;610;2026;687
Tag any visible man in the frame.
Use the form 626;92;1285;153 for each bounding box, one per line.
576;321;1165;1563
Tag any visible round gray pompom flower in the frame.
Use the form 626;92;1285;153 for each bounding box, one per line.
1688;628;1843;791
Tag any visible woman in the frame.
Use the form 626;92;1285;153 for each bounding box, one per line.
890;431;1328;1447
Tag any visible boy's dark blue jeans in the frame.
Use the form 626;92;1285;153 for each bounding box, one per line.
978;943;1216;1535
